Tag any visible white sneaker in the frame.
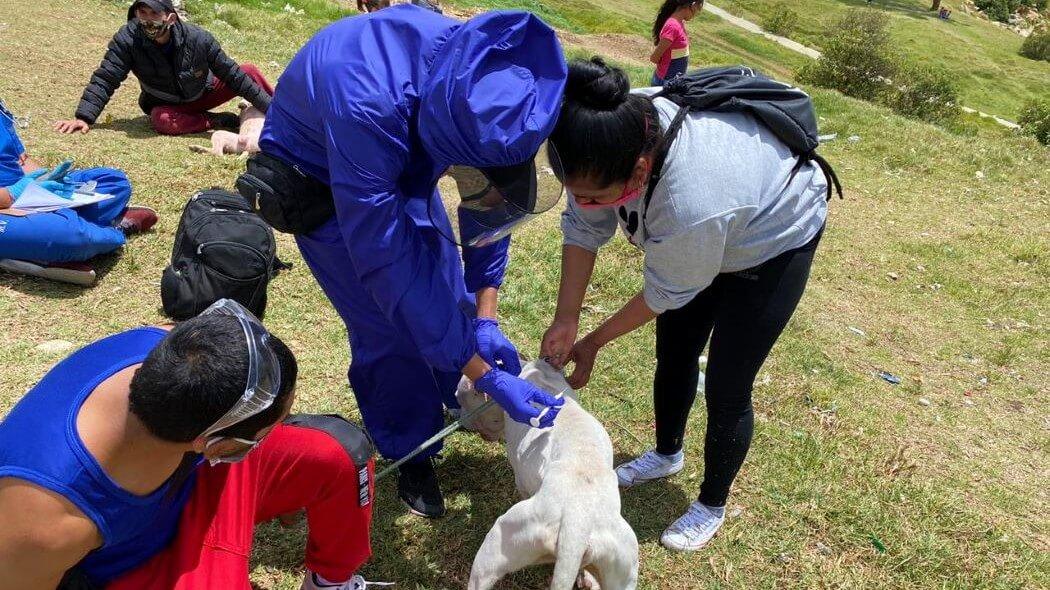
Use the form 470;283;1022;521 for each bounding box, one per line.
302;572;393;590
615;449;684;488
660;501;725;551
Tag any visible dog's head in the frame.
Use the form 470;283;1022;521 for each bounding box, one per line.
456;376;505;442
519;359;577;401
455;359;577;442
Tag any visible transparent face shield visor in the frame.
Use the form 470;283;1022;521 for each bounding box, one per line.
434;141;565;248
197;298;282;439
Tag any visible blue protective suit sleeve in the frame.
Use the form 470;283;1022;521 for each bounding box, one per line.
0;109;27;187
317;65;478;373
460;231;509;292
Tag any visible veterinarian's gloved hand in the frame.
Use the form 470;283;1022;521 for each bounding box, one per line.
35;179;77;199
44;160;74;183
4;169;47;199
475;368;565;428
474;318;522;376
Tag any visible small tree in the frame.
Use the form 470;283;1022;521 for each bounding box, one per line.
1020;28;1050;61
799;9;898;102
1018;99;1050;145
762;3;800;37
887;63;960;125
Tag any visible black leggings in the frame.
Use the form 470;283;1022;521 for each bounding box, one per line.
654;228;823;507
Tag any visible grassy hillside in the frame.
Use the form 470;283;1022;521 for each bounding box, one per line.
714;0;1050;118
1;0;1047;589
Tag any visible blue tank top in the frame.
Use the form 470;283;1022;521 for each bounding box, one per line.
0;327;198;585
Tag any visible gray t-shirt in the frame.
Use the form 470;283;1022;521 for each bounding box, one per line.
561;90;828;313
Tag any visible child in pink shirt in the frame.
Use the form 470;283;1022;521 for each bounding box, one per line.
650;0;703;86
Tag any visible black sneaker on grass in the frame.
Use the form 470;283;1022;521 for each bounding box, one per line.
397;459;445;519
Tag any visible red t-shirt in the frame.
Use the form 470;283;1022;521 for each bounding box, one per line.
656;17;690;79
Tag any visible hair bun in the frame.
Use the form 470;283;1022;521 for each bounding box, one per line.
565;56;630;110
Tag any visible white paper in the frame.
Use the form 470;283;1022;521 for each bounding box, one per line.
12;183;116;214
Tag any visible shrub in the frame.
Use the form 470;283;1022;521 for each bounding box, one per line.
762;3;800;37
1017;99;1050;145
1020;28;1050;61
798;9;898;102
974;0;1020;22
887;63;960;125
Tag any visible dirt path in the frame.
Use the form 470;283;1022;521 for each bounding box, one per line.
705;2;822;59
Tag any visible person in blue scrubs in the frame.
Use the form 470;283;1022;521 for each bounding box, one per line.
259;6;567;517
0;98;155;277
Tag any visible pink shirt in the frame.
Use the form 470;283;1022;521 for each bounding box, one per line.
656;17;690;79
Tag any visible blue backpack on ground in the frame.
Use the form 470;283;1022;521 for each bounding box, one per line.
644;66;843;219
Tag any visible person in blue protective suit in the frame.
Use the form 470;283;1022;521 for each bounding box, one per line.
0;98;157;285
257;5;567;518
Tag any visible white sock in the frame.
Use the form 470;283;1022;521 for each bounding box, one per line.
703;503;726;518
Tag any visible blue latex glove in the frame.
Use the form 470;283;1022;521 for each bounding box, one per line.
4;169;47;199
475;368;565;428
39;160;73;183
474;318;522;376
36;179;76;199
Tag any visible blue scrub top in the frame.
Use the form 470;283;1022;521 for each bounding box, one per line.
0;99;27;186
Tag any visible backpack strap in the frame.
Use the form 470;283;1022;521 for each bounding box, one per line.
786;150;843;202
812;152;843;201
642;102;691;224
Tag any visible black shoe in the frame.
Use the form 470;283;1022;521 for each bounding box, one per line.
206;111;240;131
397;459;445;519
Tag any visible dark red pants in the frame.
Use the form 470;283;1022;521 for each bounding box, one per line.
148;62;273;136
107;420;374;589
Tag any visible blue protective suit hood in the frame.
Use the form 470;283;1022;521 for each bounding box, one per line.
419;11;567;168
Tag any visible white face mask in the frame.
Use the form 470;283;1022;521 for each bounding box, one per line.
205;436;260;466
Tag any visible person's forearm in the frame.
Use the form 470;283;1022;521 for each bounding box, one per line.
587;292;658;347
554;245;598;323
462;354;492;382
650;39;671;64
0;188;12;209
476;286;499;319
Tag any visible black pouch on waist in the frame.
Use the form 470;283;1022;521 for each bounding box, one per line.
236;152;335;234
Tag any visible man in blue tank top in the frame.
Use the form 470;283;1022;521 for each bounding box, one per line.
0;300;377;590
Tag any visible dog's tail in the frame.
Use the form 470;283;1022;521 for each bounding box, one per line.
550;509;589;590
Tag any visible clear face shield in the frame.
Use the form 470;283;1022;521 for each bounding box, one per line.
434;141;565;248
197;299;282;445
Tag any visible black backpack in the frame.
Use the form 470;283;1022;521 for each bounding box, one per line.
161;188;289;320
644;66;843;220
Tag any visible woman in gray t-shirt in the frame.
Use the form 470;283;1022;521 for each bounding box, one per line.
540;57;828;552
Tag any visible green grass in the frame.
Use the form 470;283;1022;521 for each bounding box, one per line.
713;0;1050;119
1;0;1048;589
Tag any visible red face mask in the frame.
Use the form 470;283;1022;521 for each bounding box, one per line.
578;118;652;210
577;181;644;210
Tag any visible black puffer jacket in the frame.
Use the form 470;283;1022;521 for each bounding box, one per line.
74;18;270;124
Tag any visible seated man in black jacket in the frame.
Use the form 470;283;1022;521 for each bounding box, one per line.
55;0;272;136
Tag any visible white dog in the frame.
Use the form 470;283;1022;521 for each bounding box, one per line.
457;360;638;590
